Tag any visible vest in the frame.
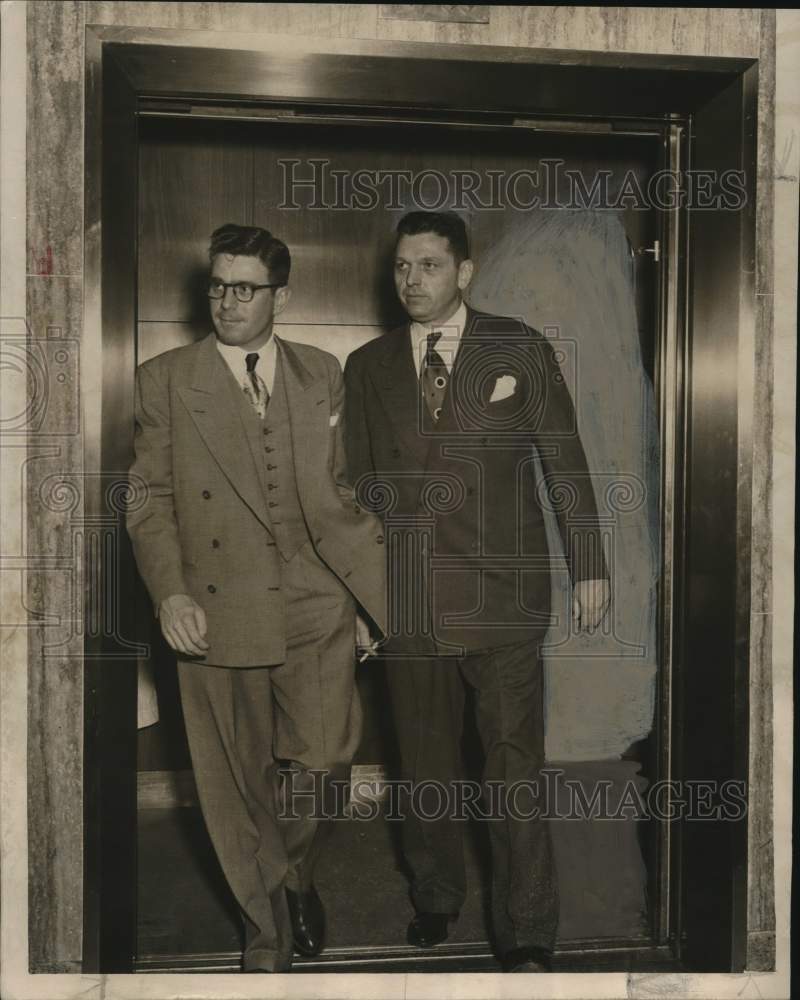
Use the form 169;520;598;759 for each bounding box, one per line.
224;351;311;561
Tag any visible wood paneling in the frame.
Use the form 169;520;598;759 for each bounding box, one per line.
138;120;253;323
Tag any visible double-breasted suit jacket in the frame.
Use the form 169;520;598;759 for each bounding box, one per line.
128;331;387;666
344;306;605;654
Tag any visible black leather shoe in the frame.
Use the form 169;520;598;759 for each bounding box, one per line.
502;946;553;972
286;885;325;957
407;912;458;948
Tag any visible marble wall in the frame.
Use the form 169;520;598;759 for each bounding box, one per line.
21;1;783;975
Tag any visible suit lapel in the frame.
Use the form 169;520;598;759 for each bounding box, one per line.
434;306;495;437
277;337;328;516
369;325;431;470
177;333;270;529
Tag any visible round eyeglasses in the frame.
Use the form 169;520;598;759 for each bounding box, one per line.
207;280;283;303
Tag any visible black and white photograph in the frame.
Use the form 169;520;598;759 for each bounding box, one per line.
0;4;796;999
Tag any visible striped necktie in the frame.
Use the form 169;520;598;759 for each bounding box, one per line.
244;352;269;419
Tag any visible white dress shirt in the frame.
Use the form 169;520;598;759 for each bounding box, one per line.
410;300;467;378
216;333;278;396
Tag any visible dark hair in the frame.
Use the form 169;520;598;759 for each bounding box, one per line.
396;211;470;264
208;224;291;286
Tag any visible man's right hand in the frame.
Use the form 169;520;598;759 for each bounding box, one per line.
158;594;210;657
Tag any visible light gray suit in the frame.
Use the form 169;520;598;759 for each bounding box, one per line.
128;332;387;970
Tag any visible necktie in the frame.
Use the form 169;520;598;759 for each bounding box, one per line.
244;352;269;419
421;330;449;422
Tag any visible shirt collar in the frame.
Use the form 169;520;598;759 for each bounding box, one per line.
411;300;468;363
215;332;277;372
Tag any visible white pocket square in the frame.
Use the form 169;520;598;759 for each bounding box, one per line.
489;375;517;403
329;413;340;427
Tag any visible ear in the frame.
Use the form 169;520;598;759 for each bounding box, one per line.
274;285;291;316
456;258;474;291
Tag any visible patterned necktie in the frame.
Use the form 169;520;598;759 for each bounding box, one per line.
421;330;449;422
244;352;269;419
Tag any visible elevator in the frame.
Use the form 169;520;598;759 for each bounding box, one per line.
82;29;757;975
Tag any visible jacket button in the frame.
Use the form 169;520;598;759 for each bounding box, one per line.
269;501;278;508
265;446;274;453
267;464;276;471
354;506;361;514
262;428;272;435
211;539;220;548
207;584;216;593
376;534;384;544
268;483;277;490
202;490;211;499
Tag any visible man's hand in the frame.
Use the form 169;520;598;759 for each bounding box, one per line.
572;578;611;633
159;594;209;657
356;614;379;662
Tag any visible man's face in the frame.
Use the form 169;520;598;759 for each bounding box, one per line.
394;232;473;326
209;253;290;350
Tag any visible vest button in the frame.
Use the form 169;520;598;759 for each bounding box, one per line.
207;584;216;593
263;428;272;435
268;483;277;490
267;464;276;470
202;490;211;499
269;501;278;508
265;446;274;453
211;539;220;548
376;534;384;544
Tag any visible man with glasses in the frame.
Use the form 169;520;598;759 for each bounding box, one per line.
127;223;386;973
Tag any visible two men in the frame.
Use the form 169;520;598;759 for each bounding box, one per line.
127;224;386;972
344;211;610;971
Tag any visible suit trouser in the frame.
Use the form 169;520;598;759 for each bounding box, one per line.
385;634;558;955
177;540;359;972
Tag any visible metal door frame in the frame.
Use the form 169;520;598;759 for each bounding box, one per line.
82;25;758;973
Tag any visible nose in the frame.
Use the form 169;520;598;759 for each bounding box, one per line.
405;264;421;287
219;287;237;310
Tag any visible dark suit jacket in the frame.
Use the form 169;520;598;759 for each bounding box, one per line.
127;332;387;667
343;306;606;654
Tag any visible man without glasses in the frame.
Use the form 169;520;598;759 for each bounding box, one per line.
344;210;610;972
127;223;386;972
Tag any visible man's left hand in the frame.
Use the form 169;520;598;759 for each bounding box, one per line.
572;578;611;633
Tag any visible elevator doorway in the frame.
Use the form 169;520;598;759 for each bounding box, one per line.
132;111;668;971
